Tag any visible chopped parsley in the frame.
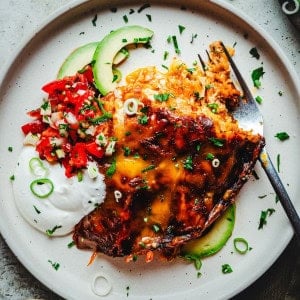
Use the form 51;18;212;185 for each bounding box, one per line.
278;91;283;96
9;175;15;181
222;264;233;274
274;132;289;141
8;146;13;152
251;67;265;88
258;208;275;229
249;47;260;59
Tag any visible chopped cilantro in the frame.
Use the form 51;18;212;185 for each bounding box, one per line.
184;155;193;170
106;158;116;177
258;208;275;229
209;137;225;147
152;224;160;233
274;132;289;141
92;14;97;26
154;93;171;102
178;25;186;34
123;15;128;23
123;146;131;156
277;154;280;173
9;175;15;181
206;153;215;160
138;115;149;125
163;51;169;60
249;47;260;59
46;225;62;236
67;241;75;248
137;3;151;13
255;95;263;104
278;91;283;96
48;260;60;271
33;205;41;214
207;103;219;113
222;264;233;274
8;146;13;152
183;254;202;270
251;67;265;88
190;33;198;44
171;35;180;54
142;164;156;173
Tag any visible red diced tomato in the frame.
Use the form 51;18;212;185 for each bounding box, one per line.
21;120;46;135
36;137;56;162
42;79;68;94
27;109;42;119
85;142;104;159
69;142;87;168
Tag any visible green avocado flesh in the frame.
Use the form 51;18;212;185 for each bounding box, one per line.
181;204;235;258
57;43;129;79
92;25;154;95
57;42;98;79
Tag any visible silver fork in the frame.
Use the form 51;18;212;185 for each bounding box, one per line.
200;43;300;241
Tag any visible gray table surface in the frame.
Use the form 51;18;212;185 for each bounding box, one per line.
0;0;299;299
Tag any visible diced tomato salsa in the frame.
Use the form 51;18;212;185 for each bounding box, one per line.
21;66;112;177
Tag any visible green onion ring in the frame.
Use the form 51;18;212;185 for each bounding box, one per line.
233;237;249;254
29;157;48;177
30;178;54;199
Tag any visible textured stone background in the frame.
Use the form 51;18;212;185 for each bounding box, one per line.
0;0;299;299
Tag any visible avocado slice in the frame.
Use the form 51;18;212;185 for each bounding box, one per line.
92;25;154;95
57;42;98;79
181;204;235;258
57;43;130;79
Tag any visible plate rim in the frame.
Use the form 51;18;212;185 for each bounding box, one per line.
0;0;299;299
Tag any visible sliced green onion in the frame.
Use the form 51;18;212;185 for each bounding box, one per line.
233;237;249;254
29;157;48;177
30;178;54;199
124;98;139;115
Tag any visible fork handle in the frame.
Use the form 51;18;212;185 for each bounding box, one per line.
259;147;300;242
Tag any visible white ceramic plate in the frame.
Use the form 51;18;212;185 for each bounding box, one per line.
0;1;299;299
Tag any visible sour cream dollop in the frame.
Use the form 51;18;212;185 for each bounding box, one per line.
13;147;106;236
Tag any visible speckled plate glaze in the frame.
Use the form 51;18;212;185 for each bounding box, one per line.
278;0;300;31
0;1;299;299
